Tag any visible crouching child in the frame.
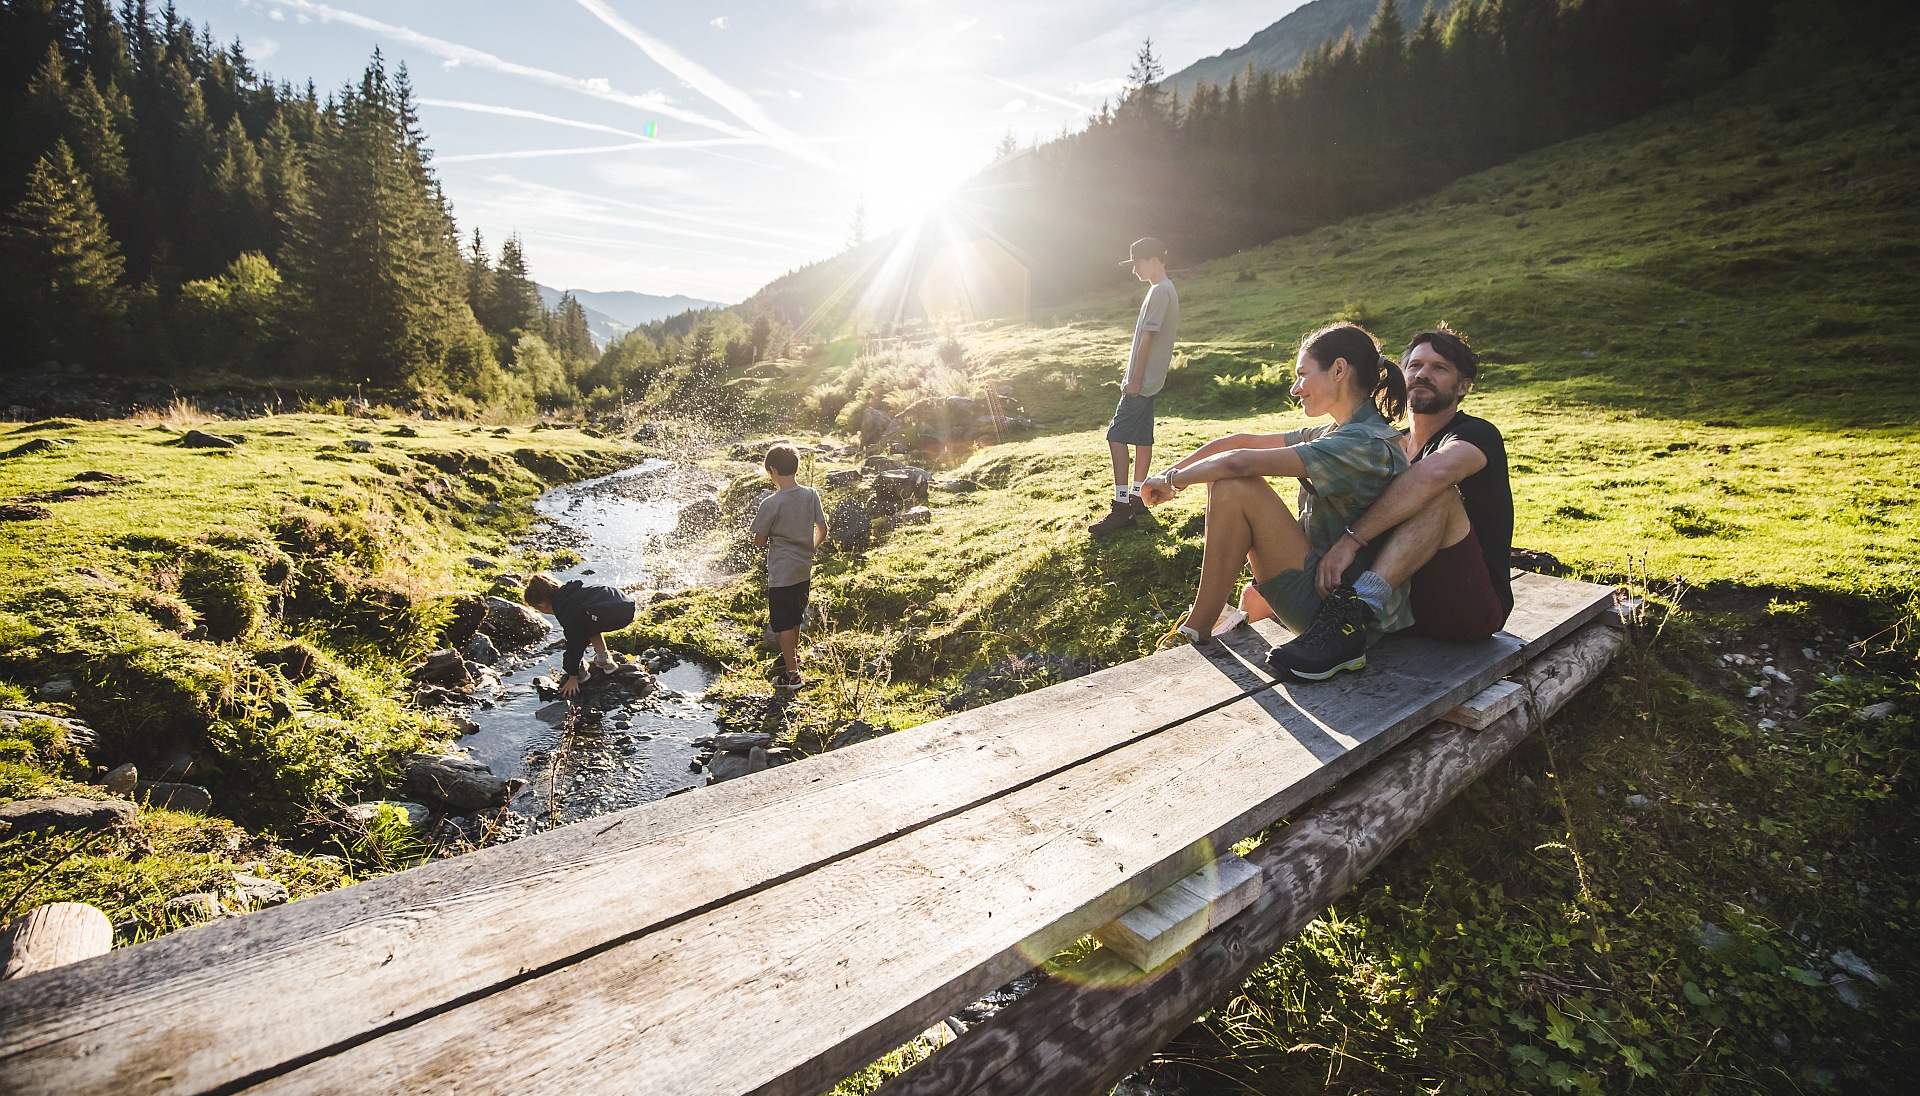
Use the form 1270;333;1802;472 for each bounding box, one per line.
523;573;637;699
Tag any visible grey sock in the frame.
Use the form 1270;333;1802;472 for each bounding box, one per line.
1351;570;1392;614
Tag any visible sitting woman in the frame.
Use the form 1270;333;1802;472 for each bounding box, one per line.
1137;321;1412;681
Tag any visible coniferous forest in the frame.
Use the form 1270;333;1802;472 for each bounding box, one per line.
0;0;774;413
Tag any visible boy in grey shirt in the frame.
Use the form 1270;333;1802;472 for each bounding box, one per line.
750;443;828;689
1089;236;1180;536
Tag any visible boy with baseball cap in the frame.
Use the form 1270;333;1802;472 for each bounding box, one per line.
1089;237;1180;536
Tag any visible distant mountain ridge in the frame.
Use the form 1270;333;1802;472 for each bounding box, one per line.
1164;0;1453;103
535;285;726;348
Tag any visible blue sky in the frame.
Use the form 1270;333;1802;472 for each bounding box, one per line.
191;1;1311;301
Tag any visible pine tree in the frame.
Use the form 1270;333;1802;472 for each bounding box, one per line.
488;233;541;334
465;227;494;326
3;140;128;361
283;54;498;396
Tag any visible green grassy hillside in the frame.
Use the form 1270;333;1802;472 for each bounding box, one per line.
679;57;1920;1093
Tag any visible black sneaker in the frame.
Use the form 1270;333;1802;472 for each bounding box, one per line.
1266;586;1374;682
1087;499;1137;536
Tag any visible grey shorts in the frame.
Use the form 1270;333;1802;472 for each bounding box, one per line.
1105;394;1156;446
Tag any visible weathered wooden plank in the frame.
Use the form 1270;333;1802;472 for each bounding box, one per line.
0;576;1615;1096
874;622;1627;1096
242;629;1537;1096
2;904;112;981
1441;677;1526;729
1093;854;1262;973
0;638;1280;1096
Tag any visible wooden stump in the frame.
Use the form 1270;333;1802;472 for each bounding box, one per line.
2;904;112;981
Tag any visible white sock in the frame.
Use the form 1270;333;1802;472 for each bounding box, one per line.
1114;485;1131;503
1130;482;1144;498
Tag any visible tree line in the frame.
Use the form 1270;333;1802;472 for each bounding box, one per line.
0;0;772;414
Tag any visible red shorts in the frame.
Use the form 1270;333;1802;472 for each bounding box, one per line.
1410;528;1506;642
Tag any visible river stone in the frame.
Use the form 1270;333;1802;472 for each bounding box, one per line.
0;797;137;835
937;479;983;494
1855;701;1898;722
346;438;374;453
714;732;775;753
825;469;864;488
462;632;501;664
137;782;213;813
862;453;904;472
0;709;98;757
675;496;722;537
37;676;75;699
440;595;487;648
829;720;887;750
103;763;138;794
889;505;932;528
164;892;232;922
410;648;474;688
483;597;550;649
860;407;900;449
829;494;872;552
746;746;769;774
346;800;433;831
230;874;289;909
177;429;238;449
709;754;752;783
403;753;509;811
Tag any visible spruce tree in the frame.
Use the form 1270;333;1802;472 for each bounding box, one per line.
3;140;128;362
489;234;541;334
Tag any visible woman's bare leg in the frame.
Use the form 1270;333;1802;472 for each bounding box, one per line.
1190;476;1312;637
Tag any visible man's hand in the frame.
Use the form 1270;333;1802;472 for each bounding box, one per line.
559;674;580;699
1122;382;1143;397
1138;474;1176;507
1316;535;1360;598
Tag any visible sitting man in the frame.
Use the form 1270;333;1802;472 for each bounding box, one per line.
1265;324;1512;679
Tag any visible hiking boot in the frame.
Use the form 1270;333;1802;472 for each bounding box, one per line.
1266;586;1374;682
590;651;619;674
1126;492;1150;518
1088;499;1137;536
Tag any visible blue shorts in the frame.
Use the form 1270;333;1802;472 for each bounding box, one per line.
1106;394;1156;446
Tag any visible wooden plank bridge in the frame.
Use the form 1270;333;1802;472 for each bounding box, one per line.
0;573;1621;1096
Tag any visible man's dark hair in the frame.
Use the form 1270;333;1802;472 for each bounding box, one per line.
1301;321;1405;421
1404;323;1480;382
764;443;800;477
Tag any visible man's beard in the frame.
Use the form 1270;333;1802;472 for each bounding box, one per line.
1407;385;1457;415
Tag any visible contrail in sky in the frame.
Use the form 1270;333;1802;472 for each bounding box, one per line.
263;0;749;138
419;99;655;141
986;75;1098;116
571;0;842;172
437;140;774;163
486;176;836;245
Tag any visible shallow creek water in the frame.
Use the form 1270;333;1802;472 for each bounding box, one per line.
457;459;730;833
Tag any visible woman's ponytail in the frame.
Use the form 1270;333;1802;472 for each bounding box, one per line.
1373;354;1406;421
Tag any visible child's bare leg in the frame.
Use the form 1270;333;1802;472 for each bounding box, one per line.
590;634;610;659
777;628;800;677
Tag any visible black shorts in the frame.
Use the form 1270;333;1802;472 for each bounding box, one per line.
1105;394;1157;446
767;581;809;634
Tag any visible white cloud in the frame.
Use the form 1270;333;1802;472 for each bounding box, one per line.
999;97;1027;113
269;9;284;20
252;36;281;59
787;89;802;99
711;16;728;29
952;17;978;31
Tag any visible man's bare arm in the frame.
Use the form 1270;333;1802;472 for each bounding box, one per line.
1351;440;1486;543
